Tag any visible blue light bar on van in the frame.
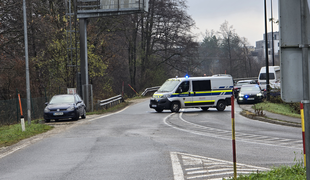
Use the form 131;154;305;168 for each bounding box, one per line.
185;75;189;79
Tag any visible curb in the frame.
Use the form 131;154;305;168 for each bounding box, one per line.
240;110;301;128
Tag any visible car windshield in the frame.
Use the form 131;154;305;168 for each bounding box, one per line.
157;79;181;92
241;86;260;92
49;95;75;104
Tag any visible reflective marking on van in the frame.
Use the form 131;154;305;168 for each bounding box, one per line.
169;90;232;98
153;94;163;98
212;90;232;93
195;91;212;95
184;100;215;104
219;86;234;89
192;100;215;103
184;100;215;106
171;92;190;97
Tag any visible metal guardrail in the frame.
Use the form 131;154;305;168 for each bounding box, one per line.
99;94;123;108
141;86;160;96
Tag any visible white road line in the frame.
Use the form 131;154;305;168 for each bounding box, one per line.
170;152;185;180
87;106;130;122
163;112;303;149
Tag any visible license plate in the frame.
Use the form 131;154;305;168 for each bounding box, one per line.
152;105;157;107
247;98;255;100
53;112;63;116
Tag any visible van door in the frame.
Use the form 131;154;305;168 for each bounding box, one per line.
190;80;214;107
173;80;191;108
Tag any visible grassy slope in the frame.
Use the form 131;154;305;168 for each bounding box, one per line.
253;101;301;118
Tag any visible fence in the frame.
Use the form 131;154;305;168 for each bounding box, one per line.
0;97;48;126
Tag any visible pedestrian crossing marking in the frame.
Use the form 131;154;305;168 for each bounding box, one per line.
171;152;270;180
164;113;303;149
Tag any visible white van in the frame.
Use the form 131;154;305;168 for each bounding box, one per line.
149;75;233;112
258;66;280;90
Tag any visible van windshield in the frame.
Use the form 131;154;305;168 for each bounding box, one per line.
158;80;180;92
259;73;275;80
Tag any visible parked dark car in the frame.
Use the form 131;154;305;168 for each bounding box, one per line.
233;80;257;98
44;94;86;122
237;84;264;104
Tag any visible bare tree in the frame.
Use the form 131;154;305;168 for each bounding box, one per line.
199;21;262;78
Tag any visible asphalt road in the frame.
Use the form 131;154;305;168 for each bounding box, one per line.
0;99;303;180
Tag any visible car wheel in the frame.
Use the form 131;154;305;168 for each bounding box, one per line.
216;100;226;111
72;113;79;121
155;108;163;113
201;107;209;111
44;119;50;123
81;109;86;119
170;102;180;113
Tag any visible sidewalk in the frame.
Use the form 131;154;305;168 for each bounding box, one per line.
238;104;301;128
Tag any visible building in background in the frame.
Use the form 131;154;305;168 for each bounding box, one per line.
255;31;279;58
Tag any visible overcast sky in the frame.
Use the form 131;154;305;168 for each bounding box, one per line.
186;0;279;46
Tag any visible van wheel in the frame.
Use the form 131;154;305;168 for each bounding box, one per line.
216;101;226;111
201;107;209;111
171;102;180;113
155;108;163;113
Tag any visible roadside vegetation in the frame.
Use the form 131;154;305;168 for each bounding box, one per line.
0;120;53;148
254;95;301;118
226;161;306;180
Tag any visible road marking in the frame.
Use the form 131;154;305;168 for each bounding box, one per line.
87;106;130;122
164;112;303;149
171;152;185;180
171;152;270;180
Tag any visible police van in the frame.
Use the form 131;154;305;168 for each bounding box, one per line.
149;75;234;112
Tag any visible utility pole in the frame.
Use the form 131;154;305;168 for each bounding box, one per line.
23;0;31;124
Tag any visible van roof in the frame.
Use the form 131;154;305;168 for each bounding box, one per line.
260;66;280;71
168;76;233;81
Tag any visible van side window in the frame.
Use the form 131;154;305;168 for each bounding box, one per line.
259;73;275;80
178;81;189;92
193;80;211;91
